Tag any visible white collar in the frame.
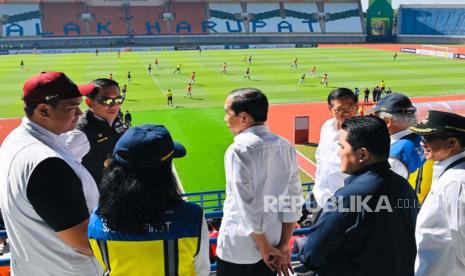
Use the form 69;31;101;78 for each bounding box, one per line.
390;128;413;144
21;117;66;146
234;124;269;141
434;151;465;179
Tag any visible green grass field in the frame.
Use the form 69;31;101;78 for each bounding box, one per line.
1;47;464;192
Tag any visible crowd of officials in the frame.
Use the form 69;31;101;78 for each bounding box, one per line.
0;71;464;276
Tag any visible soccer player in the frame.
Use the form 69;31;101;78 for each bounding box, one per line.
185;83;192;98
298;73;306;85
242;54;248;63
127;71;132;83
95;48;99;56
380;80;386;92
109;73;113;80
320;73;328;87
310;66;317;77
173;64;181;74
20;60;24;69
393;52;398;60
291;58;298;69
155;58;159;69
189;71;196;85
248;55;252;64
221;62;227;74
243;68;251;80
148;64;152;75
167;89;173;106
122;84;127;95
117;49;120;58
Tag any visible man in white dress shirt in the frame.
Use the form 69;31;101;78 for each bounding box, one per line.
312;88;358;209
216;88;303;276
410;110;465;276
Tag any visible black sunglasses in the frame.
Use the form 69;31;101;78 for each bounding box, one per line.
95;95;125;106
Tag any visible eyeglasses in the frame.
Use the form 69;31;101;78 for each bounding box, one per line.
95;95;125;106
332;105;357;114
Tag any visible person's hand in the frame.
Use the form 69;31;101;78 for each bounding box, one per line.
259;244;283;272
275;243;294;276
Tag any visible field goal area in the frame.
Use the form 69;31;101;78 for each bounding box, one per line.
419;44;458;59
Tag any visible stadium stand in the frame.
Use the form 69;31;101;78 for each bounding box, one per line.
398;5;465;36
0;3;41;36
284;3;321;33
246;3;281;33
170;2;208;34
129;6;168;35
208;3;245;33
324;2;363;33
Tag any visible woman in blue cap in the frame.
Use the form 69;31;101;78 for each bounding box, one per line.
88;124;210;276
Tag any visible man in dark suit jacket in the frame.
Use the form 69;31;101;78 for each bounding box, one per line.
298;116;419;276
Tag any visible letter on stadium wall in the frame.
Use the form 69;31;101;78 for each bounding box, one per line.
97;22;112;34
278;21;293;32
176;21;192;33
226;21;242;32
202;21;217;33
64;23;81;35
301;20;314;32
146;21;161;34
35;23;54;36
252;20;266;32
6;24;23;36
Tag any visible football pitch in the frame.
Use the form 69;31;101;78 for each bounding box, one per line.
1;47;464;192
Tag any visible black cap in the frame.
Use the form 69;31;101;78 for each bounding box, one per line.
367;93;416;114
410;110;465;135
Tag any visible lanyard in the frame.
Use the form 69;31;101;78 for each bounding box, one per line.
438;157;465;179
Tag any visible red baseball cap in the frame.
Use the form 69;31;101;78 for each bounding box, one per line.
23;72;82;104
78;83;97;97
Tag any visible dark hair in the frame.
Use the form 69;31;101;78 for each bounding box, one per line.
327;87;358;106
97;160;183;233
341;116;390;159
23;97;60;117
87;78;120;99
228;88;268;122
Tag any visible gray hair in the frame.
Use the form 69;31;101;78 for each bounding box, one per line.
378;112;418;128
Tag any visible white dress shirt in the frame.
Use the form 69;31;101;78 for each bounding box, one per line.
388;128;412;179
216;125;303;264
313;118;348;207
415;151;465;276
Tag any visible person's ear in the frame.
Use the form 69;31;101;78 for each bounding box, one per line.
358;148;369;163
448;137;457;149
37;104;49;118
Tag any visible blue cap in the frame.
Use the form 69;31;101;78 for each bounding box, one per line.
113;124;186;169
367;93;417;114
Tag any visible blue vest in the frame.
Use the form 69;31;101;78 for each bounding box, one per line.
88;201;203;276
390;133;426;174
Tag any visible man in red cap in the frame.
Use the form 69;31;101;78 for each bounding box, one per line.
0;72;102;275
65;78;126;188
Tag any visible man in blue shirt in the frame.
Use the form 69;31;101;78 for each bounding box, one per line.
298;116;419;276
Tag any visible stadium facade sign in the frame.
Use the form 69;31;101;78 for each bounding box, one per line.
0;50;9;55
455;54;465;60
3;20;317;37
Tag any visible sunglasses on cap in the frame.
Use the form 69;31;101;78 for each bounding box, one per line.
95;95;125;106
